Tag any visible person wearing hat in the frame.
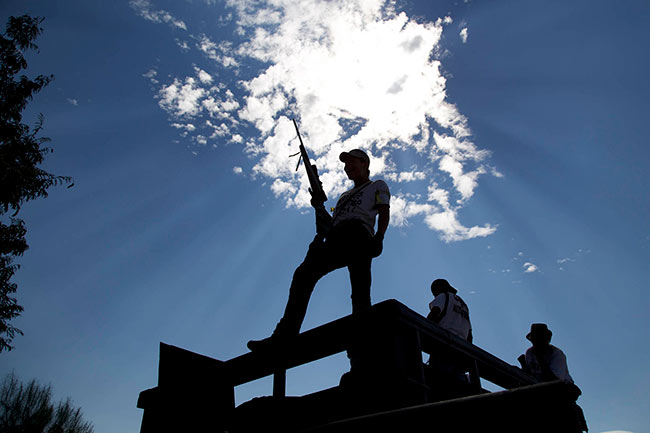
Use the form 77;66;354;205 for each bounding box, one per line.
248;148;390;351
518;323;573;383
424;279;473;400
427;279;473;343
519;324;588;432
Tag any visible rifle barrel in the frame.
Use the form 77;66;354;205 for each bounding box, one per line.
292;119;305;148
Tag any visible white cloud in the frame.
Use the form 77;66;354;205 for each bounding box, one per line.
157;77;206;117
195;67;213;84
424;208;495;242
143;69;158;84
66;98;78;106
396;171;426;182
389;195;435;227
154;68;241;145
438;154;485;202
523;262;538;273
271;178;298;202
197;35;239;67
598;431;634;433
195;135;208;145
140;0;500;241
176;39;190;51
388;194;494;242
233;166;243;174
557;257;575;264
460;27;468;43
490;166;504;178
129;0;187;30
171;122;196;132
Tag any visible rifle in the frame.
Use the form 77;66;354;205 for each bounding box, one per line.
292;119;331;236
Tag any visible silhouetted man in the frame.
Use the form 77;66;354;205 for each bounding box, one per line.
518;323;588;432
427;279;473;343
518;323;572;382
425;279;474;400
248;149;390;351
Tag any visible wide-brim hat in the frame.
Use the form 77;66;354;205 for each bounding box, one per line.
339;149;370;165
430;278;458;294
526;323;552;341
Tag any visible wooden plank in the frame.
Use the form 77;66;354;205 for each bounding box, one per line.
221;299;535;390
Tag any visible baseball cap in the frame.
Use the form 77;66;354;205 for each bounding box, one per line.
339;149;370;165
430;279;458;294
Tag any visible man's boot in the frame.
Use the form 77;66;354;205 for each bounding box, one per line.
247;322;294;352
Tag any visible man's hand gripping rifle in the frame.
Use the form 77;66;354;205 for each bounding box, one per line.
292;119;332;238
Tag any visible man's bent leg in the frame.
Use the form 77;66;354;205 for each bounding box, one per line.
275;257;334;336
248;239;338;351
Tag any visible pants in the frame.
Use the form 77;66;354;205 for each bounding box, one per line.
274;219;373;336
425;350;472;401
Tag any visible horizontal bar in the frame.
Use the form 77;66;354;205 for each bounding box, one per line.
221;300;535;390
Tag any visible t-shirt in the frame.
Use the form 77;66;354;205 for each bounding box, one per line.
331;179;390;235
429;292;472;341
525;345;574;383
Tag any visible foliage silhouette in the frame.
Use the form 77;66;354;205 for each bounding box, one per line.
0;15;73;351
0;372;94;433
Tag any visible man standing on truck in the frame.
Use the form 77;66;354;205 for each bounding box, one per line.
248;149;390;351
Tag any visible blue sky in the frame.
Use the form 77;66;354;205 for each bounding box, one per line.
1;1;649;432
